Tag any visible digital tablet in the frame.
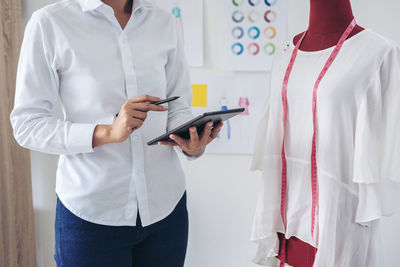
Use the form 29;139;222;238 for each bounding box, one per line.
147;108;245;145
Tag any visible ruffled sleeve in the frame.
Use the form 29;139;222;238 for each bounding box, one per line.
353;42;400;226
251;42;288;171
251;93;271;172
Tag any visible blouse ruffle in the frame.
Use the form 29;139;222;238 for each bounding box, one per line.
353;42;400;225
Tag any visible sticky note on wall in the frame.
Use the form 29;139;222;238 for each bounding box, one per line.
192;84;208;107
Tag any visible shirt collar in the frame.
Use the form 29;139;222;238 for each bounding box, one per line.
132;0;145;12
79;0;103;12
79;0;149;13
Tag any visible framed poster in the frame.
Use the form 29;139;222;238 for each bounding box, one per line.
219;0;287;71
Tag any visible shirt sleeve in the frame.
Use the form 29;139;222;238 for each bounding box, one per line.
165;19;194;131
10;12;97;155
164;18;200;159
353;43;400;226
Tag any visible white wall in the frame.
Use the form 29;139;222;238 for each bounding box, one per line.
22;0;400;267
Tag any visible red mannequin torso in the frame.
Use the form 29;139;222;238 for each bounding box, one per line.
293;0;364;51
277;1;365;266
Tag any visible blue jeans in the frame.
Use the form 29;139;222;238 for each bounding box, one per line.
54;193;188;267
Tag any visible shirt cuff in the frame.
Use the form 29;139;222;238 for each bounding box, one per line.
174;146;204;160
67;123;97;154
184;150;204;161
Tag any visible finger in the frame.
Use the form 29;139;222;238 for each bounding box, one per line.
210;122;223;138
133;103;168;112
127;110;147;121
170;134;188;150
200;121;213;143
129;94;161;104
130;118;143;129
189;127;199;144
158;141;179;146
208;123;223;144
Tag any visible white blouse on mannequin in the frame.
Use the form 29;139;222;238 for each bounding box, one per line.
251;29;400;267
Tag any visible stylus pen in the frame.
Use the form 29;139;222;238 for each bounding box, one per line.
116;96;180;117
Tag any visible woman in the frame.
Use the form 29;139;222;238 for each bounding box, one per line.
10;0;222;266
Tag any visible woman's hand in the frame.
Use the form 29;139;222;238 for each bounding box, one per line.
158;121;224;157
92;95;168;148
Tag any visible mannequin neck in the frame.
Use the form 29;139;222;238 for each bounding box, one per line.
293;0;364;51
308;0;355;35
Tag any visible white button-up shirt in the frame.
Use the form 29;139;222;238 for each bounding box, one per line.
10;0;194;226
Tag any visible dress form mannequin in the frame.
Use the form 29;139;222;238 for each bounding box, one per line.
277;0;364;266
294;0;364;52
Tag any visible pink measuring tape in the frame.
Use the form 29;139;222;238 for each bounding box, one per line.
279;19;357;267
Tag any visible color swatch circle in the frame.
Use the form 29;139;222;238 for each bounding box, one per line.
264;10;277;23
264;26;277;39
232;43;244;55
264;43;276;55
172;7;182;18
248;10;260;23
248;43;260;55
232;10;245;23
248;0;261;6
232;0;244;6
232;27;245;39
248;26;261;39
264;0;278;6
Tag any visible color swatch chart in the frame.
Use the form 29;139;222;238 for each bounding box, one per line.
220;0;287;71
